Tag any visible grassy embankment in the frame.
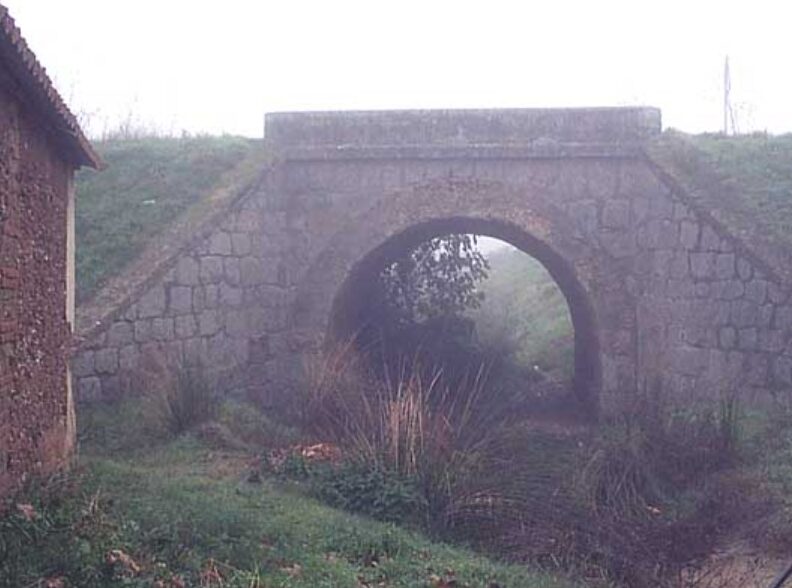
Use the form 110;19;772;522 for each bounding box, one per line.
471;246;573;379
76;136;257;301
0;400;579;588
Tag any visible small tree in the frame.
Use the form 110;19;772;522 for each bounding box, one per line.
378;234;489;325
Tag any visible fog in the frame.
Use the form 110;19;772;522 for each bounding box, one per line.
5;0;792;138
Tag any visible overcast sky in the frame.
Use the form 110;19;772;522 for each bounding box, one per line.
5;0;791;138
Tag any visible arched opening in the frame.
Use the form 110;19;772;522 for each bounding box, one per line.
327;217;602;416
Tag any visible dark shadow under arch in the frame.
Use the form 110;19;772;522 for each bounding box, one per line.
327;216;602;414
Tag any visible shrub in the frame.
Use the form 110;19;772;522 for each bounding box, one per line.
131;351;219;436
312;462;425;524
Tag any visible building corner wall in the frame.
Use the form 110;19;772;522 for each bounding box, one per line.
64;173;77;461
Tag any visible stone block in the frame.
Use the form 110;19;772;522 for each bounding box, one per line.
175;257;200;285
208;232;233;256
78;377;102;402
248;335;271;364
643;219;676;249
631;196;650;224
234;209;260;232
648;193;674;220
671;346;710;376
224;257;241;286
745;280;767;304
107;322;134;347
759;305;774;328
599;232;636;258
137;286;166;319
759;330;785;353
151;318;175;341
240;257;265;286
193;285;220;312
651;250;673;276
95;348;119;375
119;345;140;370
773;356;792;386
700;225;721;252
694;282;711;298
231;233;252;256
736;257;753;282
226;309;252;338
175;315;198;339
746;354;769;387
168;285;193;315
673;202;694;221
134;319;153;343
199;310;222;336
718;326;737;350
667;279;695;299
199;256;225;284
220;283;243;307
731;300;759;328
71;351;95;378
602;200;630;229
183;337;207;363
768;282;788;305
678;220;700;249
738;327;758;351
711;280;744;301
774;306;792;331
690;252;715;279
714;253;735;280
669;253;690;278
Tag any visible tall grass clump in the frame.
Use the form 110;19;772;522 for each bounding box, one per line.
301;342;527;534
131;350;219;436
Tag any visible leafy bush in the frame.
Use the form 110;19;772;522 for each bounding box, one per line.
311;462;425;524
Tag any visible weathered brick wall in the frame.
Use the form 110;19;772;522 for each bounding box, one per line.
0;82;73;500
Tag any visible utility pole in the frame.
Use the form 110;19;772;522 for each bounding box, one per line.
723;56;736;135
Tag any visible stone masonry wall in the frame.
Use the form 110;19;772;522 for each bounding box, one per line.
636;166;792;406
74;109;792;416
72;189;294;405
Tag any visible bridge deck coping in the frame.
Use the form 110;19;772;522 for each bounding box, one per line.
265;107;662;151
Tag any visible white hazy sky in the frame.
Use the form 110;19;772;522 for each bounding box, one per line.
4;0;791;138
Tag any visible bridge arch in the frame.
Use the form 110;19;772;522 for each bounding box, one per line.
293;177;624;415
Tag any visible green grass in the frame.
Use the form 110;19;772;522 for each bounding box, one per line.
471;246;574;377
649;131;792;253
76;136;258;301
686;133;792;238
0;402;580;588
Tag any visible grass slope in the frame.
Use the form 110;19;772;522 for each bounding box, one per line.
0;402;579;588
684;133;792;241
471;246;574;377
648;131;792;284
76;136;257;301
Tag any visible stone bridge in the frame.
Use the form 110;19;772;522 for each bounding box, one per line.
73;108;792;416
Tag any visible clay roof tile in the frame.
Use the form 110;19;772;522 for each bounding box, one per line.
0;3;102;169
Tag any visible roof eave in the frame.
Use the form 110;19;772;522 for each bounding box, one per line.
0;3;102;170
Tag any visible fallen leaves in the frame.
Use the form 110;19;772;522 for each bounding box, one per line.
105;548;141;576
280;562;303;578
267;442;344;471
16;502;37;521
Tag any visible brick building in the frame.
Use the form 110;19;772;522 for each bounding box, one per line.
0;4;100;501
